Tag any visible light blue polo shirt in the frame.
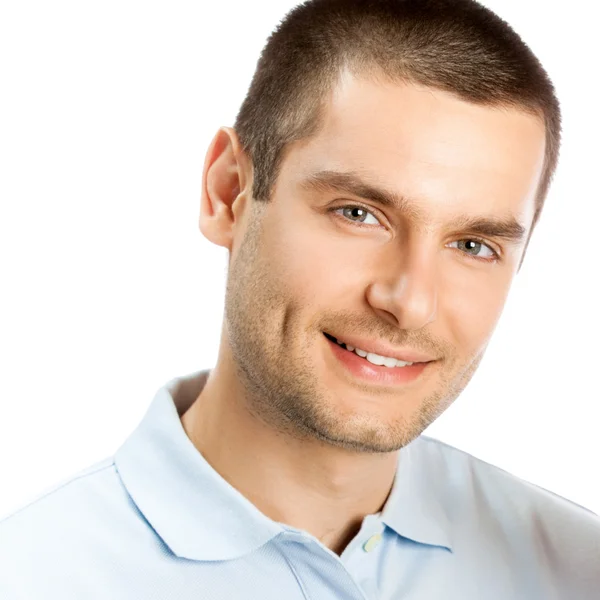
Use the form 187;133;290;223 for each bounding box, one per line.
1;369;598;599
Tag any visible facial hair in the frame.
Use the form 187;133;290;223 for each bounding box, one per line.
223;202;486;454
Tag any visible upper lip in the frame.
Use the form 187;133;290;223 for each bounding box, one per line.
325;331;438;363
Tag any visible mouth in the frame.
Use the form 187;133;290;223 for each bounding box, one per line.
322;331;433;386
323;332;430;367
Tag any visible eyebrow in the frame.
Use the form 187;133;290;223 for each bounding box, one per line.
299;169;528;244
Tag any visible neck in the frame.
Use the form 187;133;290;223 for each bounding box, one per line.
180;361;399;556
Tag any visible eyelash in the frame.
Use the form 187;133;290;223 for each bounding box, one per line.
330;203;501;263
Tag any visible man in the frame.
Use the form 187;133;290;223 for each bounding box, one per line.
1;0;598;598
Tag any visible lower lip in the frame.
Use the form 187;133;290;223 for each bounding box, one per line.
324;333;431;386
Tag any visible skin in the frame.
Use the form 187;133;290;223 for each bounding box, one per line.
181;73;546;556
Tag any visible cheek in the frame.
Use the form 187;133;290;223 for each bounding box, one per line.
266;213;359;299
442;270;512;353
285;240;347;303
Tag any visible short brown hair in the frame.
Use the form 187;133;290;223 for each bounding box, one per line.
233;0;561;233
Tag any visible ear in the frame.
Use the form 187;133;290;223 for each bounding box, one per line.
199;127;252;249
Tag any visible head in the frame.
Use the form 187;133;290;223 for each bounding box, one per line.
200;0;560;454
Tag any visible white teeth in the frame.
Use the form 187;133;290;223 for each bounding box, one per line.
382;356;399;368
334;337;413;367
366;352;386;366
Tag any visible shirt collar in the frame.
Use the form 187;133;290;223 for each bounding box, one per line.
381;436;453;551
114;369;452;562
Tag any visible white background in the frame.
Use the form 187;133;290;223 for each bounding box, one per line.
0;1;598;519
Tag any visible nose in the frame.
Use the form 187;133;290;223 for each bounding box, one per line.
366;253;437;331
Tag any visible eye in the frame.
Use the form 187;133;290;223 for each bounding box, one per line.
333;204;382;226
331;206;500;262
448;239;499;262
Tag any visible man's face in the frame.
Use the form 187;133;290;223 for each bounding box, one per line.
223;74;545;453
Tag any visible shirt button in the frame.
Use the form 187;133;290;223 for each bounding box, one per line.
363;533;383;553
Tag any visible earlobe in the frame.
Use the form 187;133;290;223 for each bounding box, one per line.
199;127;251;249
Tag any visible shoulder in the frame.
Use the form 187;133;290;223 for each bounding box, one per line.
414;436;600;588
416;434;598;520
0;456;150;597
0;456;118;533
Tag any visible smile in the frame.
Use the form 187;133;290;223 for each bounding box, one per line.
324;332;415;368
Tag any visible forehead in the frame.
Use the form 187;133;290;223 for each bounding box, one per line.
280;74;546;228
